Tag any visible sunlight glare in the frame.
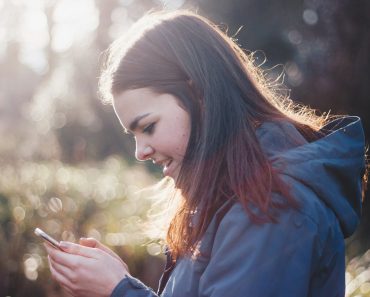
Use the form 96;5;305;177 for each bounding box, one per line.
51;24;74;52
21;0;44;10
16;4;49;73
158;0;185;10
20;9;49;50
19;48;49;74
119;0;134;6
0;27;6;59
109;7;132;39
52;0;99;53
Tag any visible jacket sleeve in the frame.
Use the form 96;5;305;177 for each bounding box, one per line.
111;275;159;297
198;202;318;297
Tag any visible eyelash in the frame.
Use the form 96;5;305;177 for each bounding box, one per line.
143;123;156;135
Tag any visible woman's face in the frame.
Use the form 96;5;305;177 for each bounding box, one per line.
113;87;191;181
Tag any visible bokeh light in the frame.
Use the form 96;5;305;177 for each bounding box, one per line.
303;9;319;26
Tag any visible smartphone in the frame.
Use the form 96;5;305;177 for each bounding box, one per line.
34;228;63;250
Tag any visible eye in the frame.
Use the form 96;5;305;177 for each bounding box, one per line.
143;123;156;135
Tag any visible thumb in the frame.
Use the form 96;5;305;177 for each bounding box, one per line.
79;237;122;263
59;241;98;259
79;238;129;271
79;237;107;252
79;237;98;248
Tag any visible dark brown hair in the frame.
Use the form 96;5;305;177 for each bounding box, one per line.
99;10;327;259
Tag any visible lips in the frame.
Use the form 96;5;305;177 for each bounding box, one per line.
153;158;176;177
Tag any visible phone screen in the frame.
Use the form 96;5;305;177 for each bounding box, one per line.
34;228;62;250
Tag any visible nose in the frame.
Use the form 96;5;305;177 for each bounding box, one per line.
135;142;154;161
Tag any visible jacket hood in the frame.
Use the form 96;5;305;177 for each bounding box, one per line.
256;116;366;238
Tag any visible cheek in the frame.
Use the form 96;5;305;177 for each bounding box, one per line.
162;124;189;156
173;134;188;155
162;134;187;156
160;107;190;157
175;124;190;155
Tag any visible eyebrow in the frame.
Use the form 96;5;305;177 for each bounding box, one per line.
129;113;151;131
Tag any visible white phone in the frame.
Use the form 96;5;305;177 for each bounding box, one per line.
34;228;62;250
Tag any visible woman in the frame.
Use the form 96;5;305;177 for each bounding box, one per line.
44;10;366;297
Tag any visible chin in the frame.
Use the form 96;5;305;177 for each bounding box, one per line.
171;173;181;188
167;165;182;188
173;179;182;189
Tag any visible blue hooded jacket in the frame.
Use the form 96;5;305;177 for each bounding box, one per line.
111;116;365;297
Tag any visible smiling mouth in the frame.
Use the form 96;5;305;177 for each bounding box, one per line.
153;159;175;177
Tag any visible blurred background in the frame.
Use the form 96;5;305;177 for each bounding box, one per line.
0;0;369;296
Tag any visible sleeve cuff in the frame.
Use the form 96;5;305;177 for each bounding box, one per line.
111;275;158;297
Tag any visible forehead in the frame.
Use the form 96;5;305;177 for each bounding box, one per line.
112;87;184;127
114;88;156;111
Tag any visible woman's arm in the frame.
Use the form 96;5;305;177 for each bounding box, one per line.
110;275;159;297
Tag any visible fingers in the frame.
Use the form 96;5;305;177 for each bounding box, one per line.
79;237;97;248
79;238;109;253
44;242;97;275
46;243;100;294
59;241;100;259
79;238;124;265
44;243;76;271
48;256;75;296
45;239;126;273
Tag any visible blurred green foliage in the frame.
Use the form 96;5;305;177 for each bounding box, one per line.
0;156;165;296
346;251;370;296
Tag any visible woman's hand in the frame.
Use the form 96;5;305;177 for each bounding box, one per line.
78;237;128;270
45;240;130;297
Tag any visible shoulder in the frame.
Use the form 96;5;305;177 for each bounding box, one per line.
256;120;308;158
195;201;321;295
210;190;343;263
210;198;325;255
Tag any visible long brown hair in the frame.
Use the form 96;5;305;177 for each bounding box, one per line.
99;10;328;259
